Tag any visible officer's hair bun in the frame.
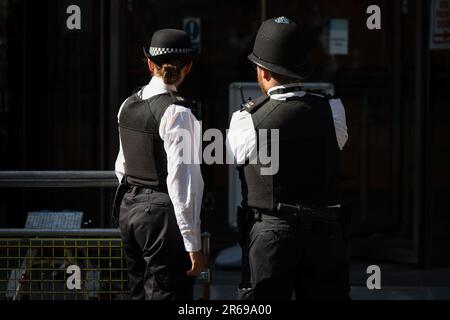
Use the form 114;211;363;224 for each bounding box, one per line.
157;60;187;85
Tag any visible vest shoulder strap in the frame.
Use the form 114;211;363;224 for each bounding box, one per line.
119;91;174;130
130;88;193;109
253;99;283;128
168;91;201;119
168;91;190;107
240;95;270;114
133;86;145;97
303;89;334;100
131;90;197;122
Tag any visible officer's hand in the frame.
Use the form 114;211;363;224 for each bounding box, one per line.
186;251;205;277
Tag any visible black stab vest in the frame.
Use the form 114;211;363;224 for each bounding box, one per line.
118;89;191;189
240;91;342;210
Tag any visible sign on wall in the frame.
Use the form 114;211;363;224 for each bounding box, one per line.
329;19;349;55
430;0;450;50
183;17;201;53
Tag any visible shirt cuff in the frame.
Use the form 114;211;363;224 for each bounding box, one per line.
181;231;202;252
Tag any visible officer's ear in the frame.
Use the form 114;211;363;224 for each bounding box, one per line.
184;61;193;75
147;59;157;75
265;70;274;82
258;67;272;82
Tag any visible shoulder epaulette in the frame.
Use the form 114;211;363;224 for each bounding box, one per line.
168;92;190;107
304;89;334;100
168;92;201;119
240;95;270;114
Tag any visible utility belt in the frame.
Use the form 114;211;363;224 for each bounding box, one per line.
237;202;351;246
251;203;341;222
127;184;168;195
236;202;350;300
111;175;168;226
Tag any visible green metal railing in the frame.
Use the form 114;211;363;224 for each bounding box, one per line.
0;229;211;300
0;229;127;300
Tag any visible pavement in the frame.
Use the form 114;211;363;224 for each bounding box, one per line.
195;258;450;300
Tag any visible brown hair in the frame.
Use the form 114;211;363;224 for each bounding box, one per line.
154;60;188;85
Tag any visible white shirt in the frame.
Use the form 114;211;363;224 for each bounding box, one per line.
115;76;204;252
227;83;349;166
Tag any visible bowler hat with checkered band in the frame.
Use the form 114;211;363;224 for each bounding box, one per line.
143;29;197;65
248;16;311;79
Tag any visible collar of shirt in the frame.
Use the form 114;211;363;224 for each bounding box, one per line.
141;76;177;100
268;82;306;101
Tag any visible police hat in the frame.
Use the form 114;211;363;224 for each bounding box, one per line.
143;29;196;65
248;17;310;79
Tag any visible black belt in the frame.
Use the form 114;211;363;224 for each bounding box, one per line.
250;203;340;221
111;177;167;225
128;185;168;194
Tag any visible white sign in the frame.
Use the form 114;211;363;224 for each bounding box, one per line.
329;19;349;55
430;0;450;49
183;17;201;52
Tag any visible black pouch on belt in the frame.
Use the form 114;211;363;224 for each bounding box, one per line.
111;175;130;226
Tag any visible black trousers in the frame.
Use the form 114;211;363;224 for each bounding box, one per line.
119;187;193;300
247;213;351;300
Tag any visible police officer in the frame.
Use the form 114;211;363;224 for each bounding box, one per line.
227;17;350;300
114;29;205;300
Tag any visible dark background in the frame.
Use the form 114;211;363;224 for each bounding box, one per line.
0;0;449;269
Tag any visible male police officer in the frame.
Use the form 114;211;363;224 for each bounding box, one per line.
113;29;204;300
227;17;350;300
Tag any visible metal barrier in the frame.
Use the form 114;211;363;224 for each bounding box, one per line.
0;229;211;300
0;172;212;300
0;229;127;300
0;171;118;188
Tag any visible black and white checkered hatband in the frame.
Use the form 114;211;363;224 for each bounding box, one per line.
149;47;195;57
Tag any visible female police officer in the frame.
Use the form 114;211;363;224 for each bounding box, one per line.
114;29;204;300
